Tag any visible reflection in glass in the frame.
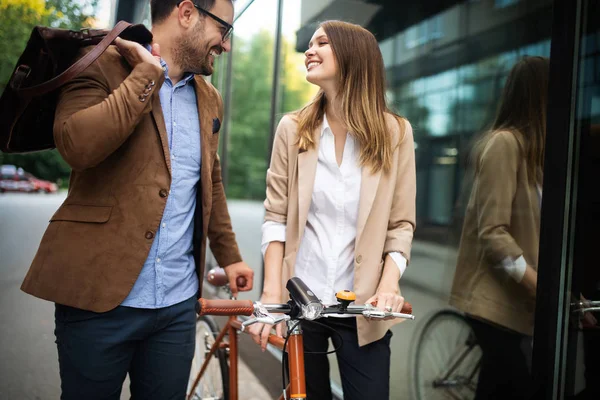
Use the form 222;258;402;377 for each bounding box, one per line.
450;56;549;400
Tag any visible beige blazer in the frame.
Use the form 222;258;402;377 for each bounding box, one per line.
450;130;540;336
264;114;416;346
21;46;242;312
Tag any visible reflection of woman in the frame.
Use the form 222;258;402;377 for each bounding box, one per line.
450;56;549;400
248;20;416;399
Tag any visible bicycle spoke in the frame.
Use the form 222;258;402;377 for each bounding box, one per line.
187;317;227;400
414;311;481;400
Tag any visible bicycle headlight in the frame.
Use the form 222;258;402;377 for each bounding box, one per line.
301;302;324;320
286;277;324;320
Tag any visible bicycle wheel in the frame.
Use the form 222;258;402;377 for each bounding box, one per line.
412;309;481;400
187;315;229;400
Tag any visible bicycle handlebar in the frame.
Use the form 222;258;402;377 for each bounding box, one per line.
197;298;413;318
198;277;414;323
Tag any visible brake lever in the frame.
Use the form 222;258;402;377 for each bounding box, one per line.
240;301;291;331
241;314;291;331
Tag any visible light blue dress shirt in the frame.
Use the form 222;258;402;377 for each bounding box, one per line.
122;59;201;308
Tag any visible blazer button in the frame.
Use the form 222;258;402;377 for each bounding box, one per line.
145;231;154;239
356;255;362;264
159;189;168;198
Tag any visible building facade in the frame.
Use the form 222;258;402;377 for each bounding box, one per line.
297;0;555;238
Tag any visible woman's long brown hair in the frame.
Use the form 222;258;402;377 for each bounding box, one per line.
293;20;404;173
473;56;549;185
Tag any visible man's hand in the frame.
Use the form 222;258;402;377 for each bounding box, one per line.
114;38;161;69
224;261;254;293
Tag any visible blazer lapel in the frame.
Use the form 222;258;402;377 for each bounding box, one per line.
356;165;382;246
150;94;172;175
194;78;213;212
297;128;320;240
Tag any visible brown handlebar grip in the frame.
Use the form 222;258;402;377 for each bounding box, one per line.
197;298;254;316
207;268;229;287
236;276;247;288
401;302;413;315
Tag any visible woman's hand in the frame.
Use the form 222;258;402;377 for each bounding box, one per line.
249;241;286;351
247;293;285;351
365;255;404;320
580;295;599;329
365;291;405;320
521;265;538;298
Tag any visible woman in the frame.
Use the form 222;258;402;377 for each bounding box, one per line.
450;56;549;400
248;20;416;399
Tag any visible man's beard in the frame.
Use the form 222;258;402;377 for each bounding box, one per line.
173;21;214;76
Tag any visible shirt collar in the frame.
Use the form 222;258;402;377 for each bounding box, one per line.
321;114;356;150
321;113;331;137
160;59;195;84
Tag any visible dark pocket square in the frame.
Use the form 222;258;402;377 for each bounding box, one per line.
212;118;221;134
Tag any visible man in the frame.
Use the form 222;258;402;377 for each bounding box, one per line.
20;0;253;398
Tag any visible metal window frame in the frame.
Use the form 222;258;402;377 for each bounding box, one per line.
532;0;584;398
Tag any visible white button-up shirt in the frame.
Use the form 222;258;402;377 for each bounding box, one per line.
262;114;407;305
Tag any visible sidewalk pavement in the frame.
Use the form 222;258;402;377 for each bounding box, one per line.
234;361;273;400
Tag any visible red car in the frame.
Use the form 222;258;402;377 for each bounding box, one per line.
0;165;58;193
26;173;59;193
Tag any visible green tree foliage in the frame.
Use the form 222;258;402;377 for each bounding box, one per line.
45;0;99;28
1;6;315;193
0;0;97;185
224;30;316;200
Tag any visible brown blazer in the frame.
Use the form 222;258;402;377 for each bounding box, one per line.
21;46;242;312
450;130;540;336
264;114;416;346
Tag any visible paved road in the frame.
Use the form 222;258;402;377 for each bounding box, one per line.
0;193;458;399
1;193;65;400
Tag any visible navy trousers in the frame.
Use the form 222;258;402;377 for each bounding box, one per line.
54;296;197;400
300;317;392;400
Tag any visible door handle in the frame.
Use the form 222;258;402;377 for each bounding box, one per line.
571;300;600;314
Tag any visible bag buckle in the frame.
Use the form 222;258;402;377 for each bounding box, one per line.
16;65;31;78
11;65;31;89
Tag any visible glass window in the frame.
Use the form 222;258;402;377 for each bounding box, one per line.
405;15;445;49
380;37;395;68
216;0;279;201
495;0;520;8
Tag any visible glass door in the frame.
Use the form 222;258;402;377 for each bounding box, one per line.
534;0;600;398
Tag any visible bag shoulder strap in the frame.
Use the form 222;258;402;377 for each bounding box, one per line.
18;21;132;98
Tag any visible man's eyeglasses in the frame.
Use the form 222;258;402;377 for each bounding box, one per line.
177;1;234;42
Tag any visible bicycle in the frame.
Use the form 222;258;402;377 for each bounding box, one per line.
186;268;415;400
410;308;482;400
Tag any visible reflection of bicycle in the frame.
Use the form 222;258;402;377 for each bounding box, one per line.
186;269;414;400
411;309;482;400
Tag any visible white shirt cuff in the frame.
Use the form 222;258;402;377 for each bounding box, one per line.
500;255;527;283
261;221;286;258
389;252;407;278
